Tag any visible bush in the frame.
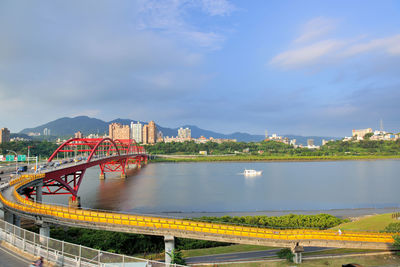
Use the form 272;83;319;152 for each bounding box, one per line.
384;223;400;233
277;248;294;262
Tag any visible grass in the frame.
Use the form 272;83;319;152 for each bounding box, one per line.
181;244;278;258
330;213;398;232
191;254;400;266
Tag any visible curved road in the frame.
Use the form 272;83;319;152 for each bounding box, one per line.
0;244;32;267
185;246;329;264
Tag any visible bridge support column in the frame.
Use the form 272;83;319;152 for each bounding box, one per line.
120;173;127;179
291;244;304;264
68;196;81;208
164;235;175;265
99;174;105;180
36;180;43;203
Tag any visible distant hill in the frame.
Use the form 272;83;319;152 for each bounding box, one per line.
19;116;338;144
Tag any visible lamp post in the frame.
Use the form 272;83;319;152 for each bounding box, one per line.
7;150;18;174
27;146;33;166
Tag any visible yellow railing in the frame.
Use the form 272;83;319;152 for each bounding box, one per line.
1;174;395;244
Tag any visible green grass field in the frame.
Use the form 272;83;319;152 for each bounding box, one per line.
331;213;398;232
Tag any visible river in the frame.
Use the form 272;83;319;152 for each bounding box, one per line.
44;160;400;217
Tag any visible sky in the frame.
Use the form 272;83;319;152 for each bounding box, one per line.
1;0;400;137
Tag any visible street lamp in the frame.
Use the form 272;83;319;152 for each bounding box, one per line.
7;150;18;174
27;146;33;166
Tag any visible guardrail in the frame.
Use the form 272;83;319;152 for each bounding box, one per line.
0;218;180;267
1;174;394;246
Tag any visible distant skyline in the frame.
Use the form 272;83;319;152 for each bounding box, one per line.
1;1;400;136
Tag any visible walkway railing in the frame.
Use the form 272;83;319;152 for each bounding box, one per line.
2;175;394;245
0;218;181;267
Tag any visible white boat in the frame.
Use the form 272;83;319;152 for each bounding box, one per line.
243;169;262;176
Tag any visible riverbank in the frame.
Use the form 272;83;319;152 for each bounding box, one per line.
150;154;400;162
157;207;400;220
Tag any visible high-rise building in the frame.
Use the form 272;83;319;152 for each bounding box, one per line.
74;131;83;139
148;121;157;144
307;139;314;147
0;128;10;143
142;125;149;144
265;130;268;138
130;122;143;143
178;127;191;139
352;128;372;139
109;123;130;140
43;128;51;136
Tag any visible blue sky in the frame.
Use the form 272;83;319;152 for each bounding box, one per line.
1;0;400;136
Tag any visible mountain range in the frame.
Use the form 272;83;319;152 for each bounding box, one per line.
20;116;337;145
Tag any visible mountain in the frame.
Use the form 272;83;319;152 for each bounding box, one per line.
20;116;108;136
19;116;338;144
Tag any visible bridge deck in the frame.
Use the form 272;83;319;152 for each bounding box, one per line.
0;174;395;250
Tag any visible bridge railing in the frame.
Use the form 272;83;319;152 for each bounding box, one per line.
0;218;181;267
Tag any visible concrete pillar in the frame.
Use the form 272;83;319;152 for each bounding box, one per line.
39;223;50;238
291;244;304;264
13;214;20;228
164;235;175;265
99;174;105;180
4;210;13;224
36;180;43;203
68;196;81;208
120;173;127;179
39;222;50;244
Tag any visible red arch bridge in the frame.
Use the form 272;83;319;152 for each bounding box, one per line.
21;138;147;207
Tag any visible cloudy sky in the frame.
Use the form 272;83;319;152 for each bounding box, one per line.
1;0;400;136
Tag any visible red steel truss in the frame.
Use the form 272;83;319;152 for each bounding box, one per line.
26;138;147;200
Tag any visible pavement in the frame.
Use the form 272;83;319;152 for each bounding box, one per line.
0;244;31;267
185;246;330;264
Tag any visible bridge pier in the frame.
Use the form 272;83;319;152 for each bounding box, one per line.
99;173;105;180
164;235;175;264
120;173;127;179
291;243;304;264
68;196;81;208
4;210;20;227
36;180;43;203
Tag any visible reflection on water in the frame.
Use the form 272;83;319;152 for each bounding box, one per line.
44;160;400;213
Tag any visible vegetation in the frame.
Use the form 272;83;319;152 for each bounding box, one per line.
0;140;58;158
166;249;186;265
145;139;400;157
277;248;294;262
331;213;397;232
195;214;348;230
384;222;400;233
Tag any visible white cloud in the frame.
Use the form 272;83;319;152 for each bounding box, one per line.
136;0;234;49
270;40;345;68
270;17;400;70
295;17;338;43
200;0;235;16
343;34;400;57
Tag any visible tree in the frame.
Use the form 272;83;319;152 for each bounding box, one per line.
277;248;294;262
166;249;186;265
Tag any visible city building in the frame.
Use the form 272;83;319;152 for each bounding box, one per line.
352;128;372;140
307;139;314;147
74;131;83;139
27;132;41;136
178;127;191;139
147;121;157;144
108;123;130;140
0;128;11;143
43;128;51;136
130;122;143;143
142;124;149;144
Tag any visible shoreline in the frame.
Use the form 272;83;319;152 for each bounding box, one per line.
150;155;400;163
156;207;399;219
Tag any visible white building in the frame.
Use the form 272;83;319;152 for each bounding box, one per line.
131;122;143;143
178;127;191;139
43;128;51;136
